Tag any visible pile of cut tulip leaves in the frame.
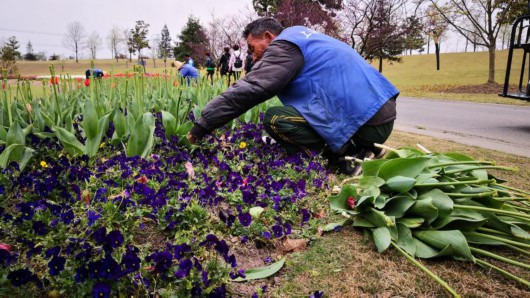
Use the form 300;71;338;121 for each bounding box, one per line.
327;145;530;296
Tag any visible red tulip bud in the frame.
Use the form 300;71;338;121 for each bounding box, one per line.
347;196;356;209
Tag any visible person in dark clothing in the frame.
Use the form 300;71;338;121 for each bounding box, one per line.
85;68;104;79
205;52;215;85
188;17;398;175
244;49;254;74
217;47;230;79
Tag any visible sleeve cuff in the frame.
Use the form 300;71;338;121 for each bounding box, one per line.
189;123;209;140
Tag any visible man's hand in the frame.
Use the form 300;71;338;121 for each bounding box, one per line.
187;132;197;144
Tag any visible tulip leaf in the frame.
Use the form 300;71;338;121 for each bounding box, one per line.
413;230;475;261
396;223;416;256
161;111;177;140
361;159;387;177
420;189;453;219
126;112;155;158
372;227;391;253
377;157;430;180
397;218;424;228
232;258;285;282
0;144;34;170
384;195;416;218
385;176;416;193
352;217;376;228
6;120;25;147
323;219;349;232
359;176;385;189
53;126;86;156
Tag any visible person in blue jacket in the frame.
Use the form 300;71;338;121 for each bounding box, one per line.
174;61;198;85
85;68;104;79
187;17;398;175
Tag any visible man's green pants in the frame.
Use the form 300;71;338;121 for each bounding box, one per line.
263;106;394;156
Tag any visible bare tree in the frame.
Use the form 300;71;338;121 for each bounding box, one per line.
87;31;102;59
107;26;122;61
123;29;135;62
63;21;86;63
340;0;420;71
423;3;448;69
427;0;517;83
151;36;160;68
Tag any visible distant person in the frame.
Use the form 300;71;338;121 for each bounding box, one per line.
184;54;195;67
85;68;104;79
228;44;245;85
218;47;231;80
205;52;216;85
173;61;198;85
244;49;254;74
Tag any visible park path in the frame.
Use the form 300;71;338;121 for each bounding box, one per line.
394;97;530;158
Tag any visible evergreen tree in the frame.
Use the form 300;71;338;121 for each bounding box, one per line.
173;16;209;66
24;41;37;61
402;16;424;55
158;24;173;67
129;20;150;62
1;36;21;74
5;36;21;60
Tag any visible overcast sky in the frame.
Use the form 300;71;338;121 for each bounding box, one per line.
1;0;489;60
0;0;251;59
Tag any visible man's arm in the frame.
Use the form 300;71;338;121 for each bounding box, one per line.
188;40;304;142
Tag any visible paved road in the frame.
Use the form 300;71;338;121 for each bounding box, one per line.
394;97;530;158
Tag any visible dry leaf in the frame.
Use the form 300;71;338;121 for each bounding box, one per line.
282;239;307;252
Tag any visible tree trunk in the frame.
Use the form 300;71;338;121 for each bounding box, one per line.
75;43;78;63
435;42;440;70
488;44;495;83
129;52;132;62
378;56;383;72
427;35;430;54
465;38;468;53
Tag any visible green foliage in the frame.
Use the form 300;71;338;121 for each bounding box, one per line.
158;24;173;62
327;146;530;295
173;16;209;65
129;20;150;60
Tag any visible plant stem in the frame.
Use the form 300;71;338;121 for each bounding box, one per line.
444;166;515;175
492;183;530;196
374;143;399;154
475;258;530;287
454;205;530;221
506;244;530;256
466;232;530;249
415;179;492;187
470;247;530;269
477;227;509;236
391;242;460;297
428;161;494;168
446;191;496;198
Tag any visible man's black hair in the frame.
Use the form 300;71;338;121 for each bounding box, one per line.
242;17;283;39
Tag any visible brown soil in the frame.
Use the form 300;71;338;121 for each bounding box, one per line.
413;82;519;95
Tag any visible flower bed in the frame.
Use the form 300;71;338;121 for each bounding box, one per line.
0;118;329;297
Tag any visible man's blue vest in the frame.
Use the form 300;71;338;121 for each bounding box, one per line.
275;26;399;152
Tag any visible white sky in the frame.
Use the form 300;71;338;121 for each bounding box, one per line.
0;0;492;59
0;0;251;59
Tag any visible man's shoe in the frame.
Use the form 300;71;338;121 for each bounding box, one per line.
365;147;386;160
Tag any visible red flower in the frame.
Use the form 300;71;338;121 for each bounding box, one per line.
0;243;11;252
347;196;356;209
1;82;5;90
242;177;248;187
137;176;148;184
76;77;82;83
49;76;59;85
84;78;90;87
